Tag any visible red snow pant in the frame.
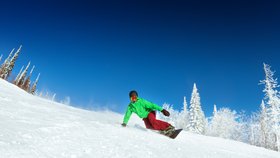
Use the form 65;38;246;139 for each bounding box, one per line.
143;111;170;130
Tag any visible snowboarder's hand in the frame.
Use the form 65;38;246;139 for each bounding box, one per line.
161;109;170;117
121;123;127;127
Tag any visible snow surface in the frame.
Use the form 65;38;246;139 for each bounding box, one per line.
0;79;279;158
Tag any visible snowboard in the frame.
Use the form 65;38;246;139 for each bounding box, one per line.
160;128;183;139
133;124;182;139
168;129;183;139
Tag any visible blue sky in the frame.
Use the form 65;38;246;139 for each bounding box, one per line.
0;0;280;117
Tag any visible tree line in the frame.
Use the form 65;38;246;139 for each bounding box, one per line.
0;46;40;94
159;63;280;152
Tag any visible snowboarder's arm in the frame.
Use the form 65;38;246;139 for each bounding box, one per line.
123;107;132;125
142;99;163;111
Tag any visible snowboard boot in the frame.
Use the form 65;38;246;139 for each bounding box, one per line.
160;125;175;137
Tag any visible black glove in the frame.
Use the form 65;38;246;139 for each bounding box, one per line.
121;123;127;127
161;109;170;117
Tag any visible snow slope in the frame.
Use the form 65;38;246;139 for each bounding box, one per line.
0;79;279;158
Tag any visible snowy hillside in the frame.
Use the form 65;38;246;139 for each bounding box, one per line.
0;79;279;158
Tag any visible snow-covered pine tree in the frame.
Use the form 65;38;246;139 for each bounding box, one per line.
14;65;24;84
16;61;31;87
0;48;14;79
213;104;217;115
207;104;219;136
176;96;189;130
61;96;71;105
0;54;3;62
5;45;22;80
260;63;280;151
208;107;239;139
22;76;31;91
259;100;269;148
248;110;261;146
30;73;40;94
233;111;249;143
187;83;206;134
183;96;188;113
22;65;35;92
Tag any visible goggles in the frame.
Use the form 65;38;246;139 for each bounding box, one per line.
130;96;137;102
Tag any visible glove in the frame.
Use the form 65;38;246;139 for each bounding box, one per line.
121;123;127;127
161;109;170;117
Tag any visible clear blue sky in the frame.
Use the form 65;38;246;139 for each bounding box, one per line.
0;0;280;116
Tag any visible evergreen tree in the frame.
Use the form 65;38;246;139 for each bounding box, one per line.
16;61;31;87
207;104;219;137
30;73;40;94
259;100;269;148
6;45;22;79
14;65;24;84
213;104;217;115
176;96;189;130
208;107;239;139
260;63;280;151
61;96;71;105
248;111;261;147
0;48;14;79
187;83;206;134
22;76;31;91
22;65;35;92
183;96;188;113
181;96;189;129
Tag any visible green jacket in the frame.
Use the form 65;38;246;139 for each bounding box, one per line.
123;98;163;124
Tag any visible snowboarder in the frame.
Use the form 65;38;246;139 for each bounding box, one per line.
122;90;176;137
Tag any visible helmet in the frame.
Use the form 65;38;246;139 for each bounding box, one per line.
129;90;138;98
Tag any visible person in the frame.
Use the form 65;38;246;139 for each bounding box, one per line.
122;90;175;135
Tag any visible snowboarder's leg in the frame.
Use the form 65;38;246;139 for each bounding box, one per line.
143;117;154;129
146;111;171;130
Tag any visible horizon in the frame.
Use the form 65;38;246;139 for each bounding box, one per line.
1;0;280;117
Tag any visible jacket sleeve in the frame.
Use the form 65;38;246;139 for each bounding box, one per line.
123;106;132;124
142;99;163;111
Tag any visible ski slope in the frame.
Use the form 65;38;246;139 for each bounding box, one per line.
0;79;279;158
